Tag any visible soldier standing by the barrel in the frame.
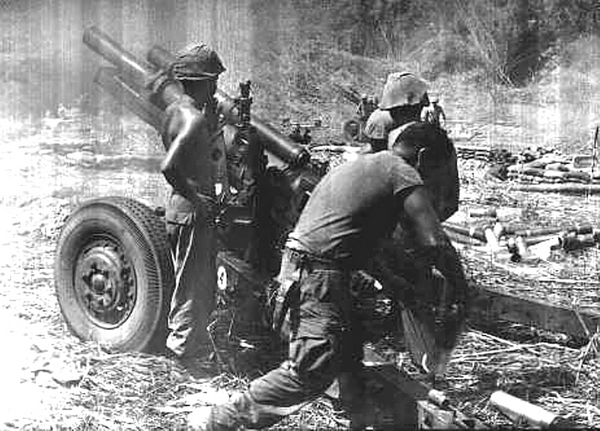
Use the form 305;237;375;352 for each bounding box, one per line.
160;44;226;361
189;121;469;431
421;95;446;129
363;71;428;153
364;72;459;222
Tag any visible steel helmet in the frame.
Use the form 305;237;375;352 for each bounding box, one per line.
172;43;226;80
380;72;428;110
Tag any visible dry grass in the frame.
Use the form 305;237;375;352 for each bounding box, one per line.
9;134;596;431
28;343;345;431
2;38;600;429
436;329;600;427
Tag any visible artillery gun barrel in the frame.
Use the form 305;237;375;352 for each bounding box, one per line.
146;45;310;167
83;26;183;107
94;67;165;131
216;91;310;167
83;26;151;84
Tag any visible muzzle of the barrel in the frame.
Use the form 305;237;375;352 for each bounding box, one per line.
217;91;310;167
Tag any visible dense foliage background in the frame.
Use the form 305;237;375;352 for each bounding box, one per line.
0;0;598;146
240;0;600;149
274;0;599;85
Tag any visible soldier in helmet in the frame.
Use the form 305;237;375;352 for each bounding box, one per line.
161;43;226;361
421;94;447;129
363;71;429;152
364;72;459;222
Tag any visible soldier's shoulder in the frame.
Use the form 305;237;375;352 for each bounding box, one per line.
364;109;394;139
366;108;394;125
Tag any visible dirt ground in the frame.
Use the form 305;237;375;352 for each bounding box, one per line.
0;115;170;429
2;103;600;429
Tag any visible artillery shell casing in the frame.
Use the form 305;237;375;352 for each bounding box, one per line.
490;391;557;428
515;236;529;256
427;389;449;408
484;228;501;251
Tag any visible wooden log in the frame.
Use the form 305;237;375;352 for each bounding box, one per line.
443;223;487;242
469;283;600;339
507;167;547;177
445;229;486;246
501;223;593;237
564;170;591;182
455;144;492;153
511;183;600;194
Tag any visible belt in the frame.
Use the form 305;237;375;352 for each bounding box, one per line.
286;247;346;272
271;247;344;332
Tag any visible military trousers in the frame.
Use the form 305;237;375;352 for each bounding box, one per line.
207;248;365;430
166;193;216;359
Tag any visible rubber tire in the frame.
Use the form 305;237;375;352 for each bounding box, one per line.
55;196;173;352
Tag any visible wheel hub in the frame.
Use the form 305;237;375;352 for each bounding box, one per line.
75;238;136;328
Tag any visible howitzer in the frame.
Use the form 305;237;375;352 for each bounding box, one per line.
54;26;324;354
54;29;466;423
333;82;378;142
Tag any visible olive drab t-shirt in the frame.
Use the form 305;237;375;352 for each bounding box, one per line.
368;115;460;222
289;151;424;268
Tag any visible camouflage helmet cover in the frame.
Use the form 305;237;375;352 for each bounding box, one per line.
380;72;428;110
172;43;226;80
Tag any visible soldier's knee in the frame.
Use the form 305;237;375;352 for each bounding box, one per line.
289;337;344;393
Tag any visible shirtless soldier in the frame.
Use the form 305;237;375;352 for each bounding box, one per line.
161;44;226;361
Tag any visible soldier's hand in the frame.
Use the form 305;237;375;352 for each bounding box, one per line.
351;270;383;296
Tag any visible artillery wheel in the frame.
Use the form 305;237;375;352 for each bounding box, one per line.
55;196;173;352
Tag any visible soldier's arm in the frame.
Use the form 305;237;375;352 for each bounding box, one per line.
400;186;467;300
432;147;459;221
161;96;208;205
439;107;447;127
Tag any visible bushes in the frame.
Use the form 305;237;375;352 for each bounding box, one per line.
244;0;599;135
415;32;484;80
259;0;599;87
